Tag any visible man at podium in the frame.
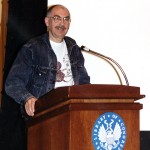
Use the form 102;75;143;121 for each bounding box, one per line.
0;4;90;150
5;4;90;117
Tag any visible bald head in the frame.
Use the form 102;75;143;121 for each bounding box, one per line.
46;5;70;18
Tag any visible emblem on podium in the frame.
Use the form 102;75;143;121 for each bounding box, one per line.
92;112;127;150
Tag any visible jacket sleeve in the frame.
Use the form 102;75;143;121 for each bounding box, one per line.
5;44;35;104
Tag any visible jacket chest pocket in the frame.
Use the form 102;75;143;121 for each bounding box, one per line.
32;66;50;87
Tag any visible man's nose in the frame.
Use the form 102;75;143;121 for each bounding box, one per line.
59;18;65;24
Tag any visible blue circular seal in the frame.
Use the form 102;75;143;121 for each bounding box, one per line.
92;112;127;150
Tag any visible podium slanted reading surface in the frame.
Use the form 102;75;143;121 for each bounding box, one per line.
26;84;144;150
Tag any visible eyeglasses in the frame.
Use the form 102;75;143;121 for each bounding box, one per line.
48;16;71;23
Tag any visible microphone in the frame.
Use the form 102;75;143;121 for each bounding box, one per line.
81;45;129;86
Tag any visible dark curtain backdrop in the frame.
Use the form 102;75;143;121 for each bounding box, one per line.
4;0;47;80
0;0;47;149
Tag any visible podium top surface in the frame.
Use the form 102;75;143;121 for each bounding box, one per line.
35;84;144;113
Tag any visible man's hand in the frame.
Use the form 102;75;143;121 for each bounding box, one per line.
25;97;37;116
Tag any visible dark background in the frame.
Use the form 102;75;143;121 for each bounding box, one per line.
0;0;47;149
3;0;47;81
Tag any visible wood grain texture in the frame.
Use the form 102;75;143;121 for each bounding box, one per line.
27;85;143;150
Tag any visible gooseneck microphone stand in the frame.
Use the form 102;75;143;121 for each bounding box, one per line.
81;45;129;86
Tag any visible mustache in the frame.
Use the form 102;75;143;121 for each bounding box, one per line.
55;26;66;30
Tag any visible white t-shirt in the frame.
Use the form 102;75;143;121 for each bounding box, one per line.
50;40;74;88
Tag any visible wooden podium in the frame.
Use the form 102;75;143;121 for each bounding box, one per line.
26;84;144;150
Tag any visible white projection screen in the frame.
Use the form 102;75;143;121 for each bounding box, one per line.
48;0;150;131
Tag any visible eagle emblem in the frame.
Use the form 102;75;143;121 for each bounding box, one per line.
92;112;126;150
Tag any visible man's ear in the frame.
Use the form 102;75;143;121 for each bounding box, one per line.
44;17;49;27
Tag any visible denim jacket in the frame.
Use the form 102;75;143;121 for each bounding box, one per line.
5;33;90;104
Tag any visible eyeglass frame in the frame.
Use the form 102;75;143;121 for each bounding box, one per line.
47;15;71;23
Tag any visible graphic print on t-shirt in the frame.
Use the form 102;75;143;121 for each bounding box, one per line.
56;54;73;82
50;39;74;88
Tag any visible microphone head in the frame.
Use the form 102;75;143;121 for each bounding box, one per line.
81;45;90;51
81;45;85;50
